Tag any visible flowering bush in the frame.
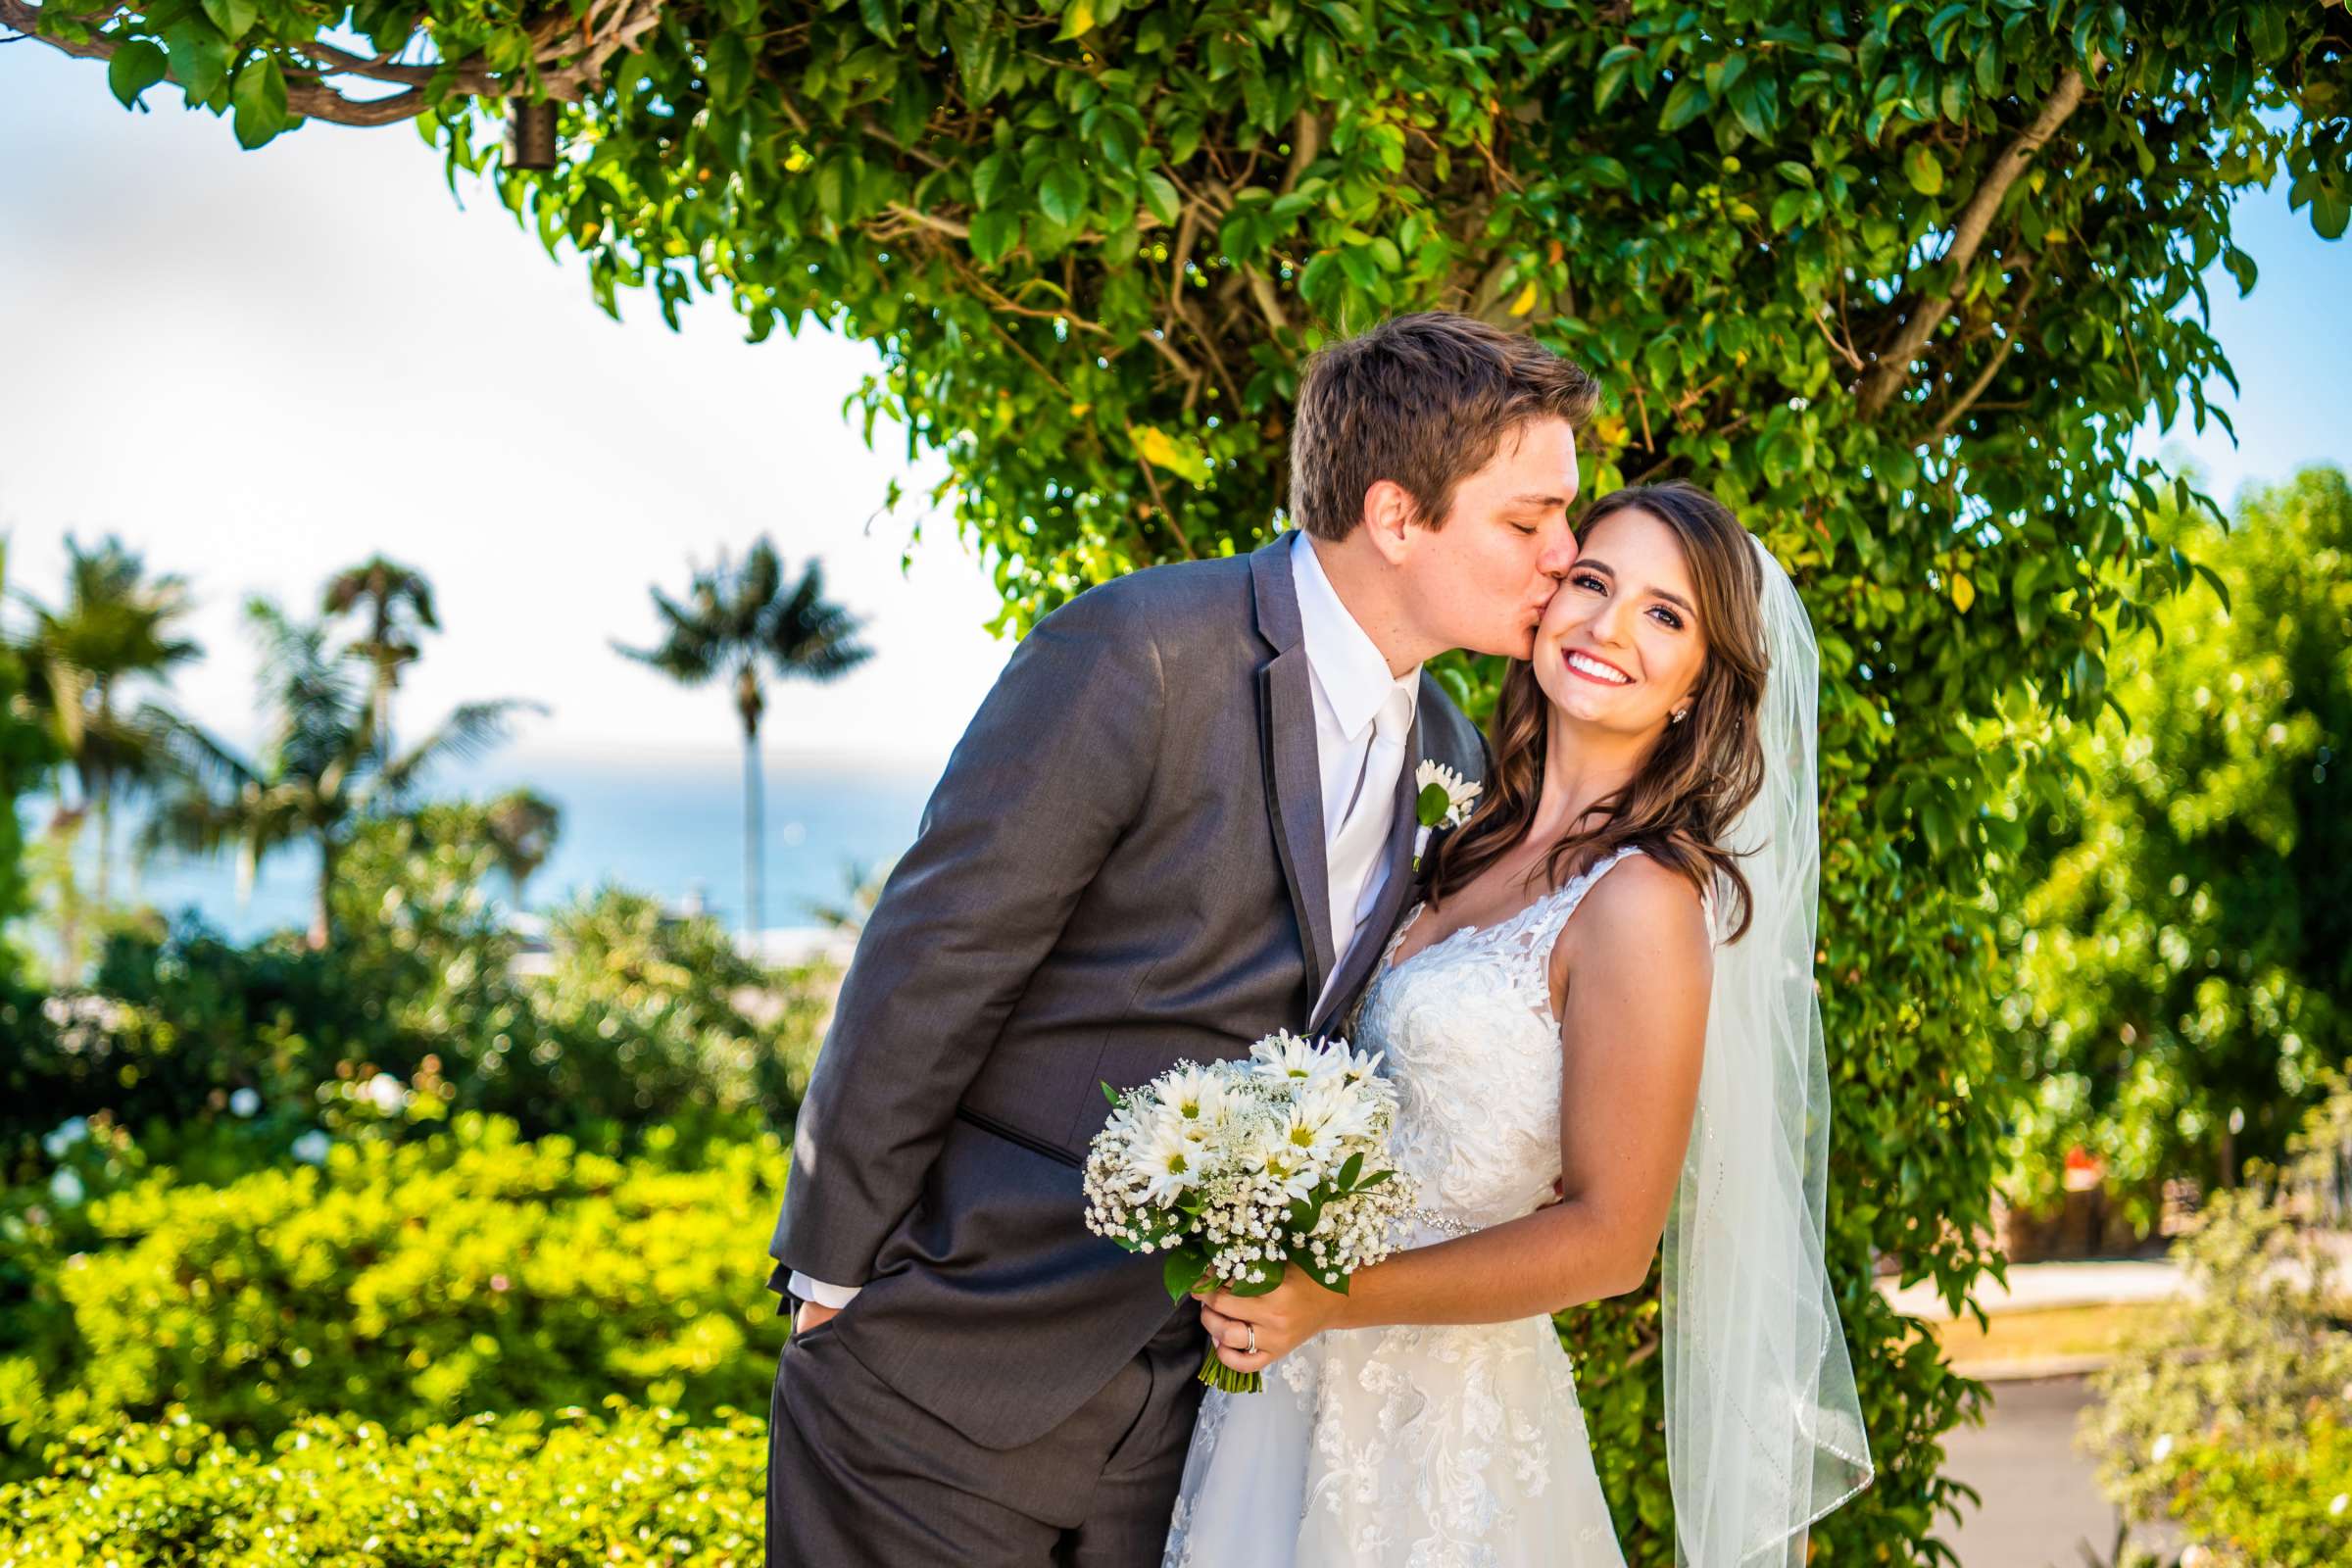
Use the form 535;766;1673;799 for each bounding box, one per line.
2082;1078;2352;1549
2152;1421;2352;1568
0;1115;789;1477
0;1404;762;1567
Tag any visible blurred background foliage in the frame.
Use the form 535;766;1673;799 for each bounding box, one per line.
2003;466;2352;1227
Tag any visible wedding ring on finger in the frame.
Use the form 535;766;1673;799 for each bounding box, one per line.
1247;1323;1258;1355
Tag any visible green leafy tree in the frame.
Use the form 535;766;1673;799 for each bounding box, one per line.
2003;466;2352;1223
614;540;869;937
145;596;539;948
13;0;2351;1554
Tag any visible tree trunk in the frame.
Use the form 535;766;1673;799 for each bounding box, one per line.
743;721;764;947
93;774;114;909
312;838;336;951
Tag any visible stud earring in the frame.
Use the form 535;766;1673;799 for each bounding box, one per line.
1670;708;1690;724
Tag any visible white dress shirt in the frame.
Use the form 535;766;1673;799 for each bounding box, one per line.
791;531;1419;1311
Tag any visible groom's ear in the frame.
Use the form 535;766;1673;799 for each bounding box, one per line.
1359;479;1420;566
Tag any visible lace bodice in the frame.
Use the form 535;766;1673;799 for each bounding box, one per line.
1355;847;1642;1238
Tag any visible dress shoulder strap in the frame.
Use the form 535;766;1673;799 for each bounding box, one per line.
1516;844;1645;966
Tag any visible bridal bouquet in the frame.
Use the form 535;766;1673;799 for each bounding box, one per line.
1082;1030;1420;1393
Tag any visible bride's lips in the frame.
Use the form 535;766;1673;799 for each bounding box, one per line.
1562;648;1634;686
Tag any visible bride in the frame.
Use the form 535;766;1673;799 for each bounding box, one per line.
1161;481;1875;1567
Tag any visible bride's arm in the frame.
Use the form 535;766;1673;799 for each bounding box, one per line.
1200;858;1711;1361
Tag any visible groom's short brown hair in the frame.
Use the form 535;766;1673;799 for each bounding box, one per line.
1290;313;1598;542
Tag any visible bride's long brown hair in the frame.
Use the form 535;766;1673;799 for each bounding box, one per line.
1421;481;1772;941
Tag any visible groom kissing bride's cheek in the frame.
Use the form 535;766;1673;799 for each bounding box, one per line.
763;311;1873;1568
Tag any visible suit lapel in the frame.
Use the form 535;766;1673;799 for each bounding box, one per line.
1310;708;1423;1037
1250;541;1336;1004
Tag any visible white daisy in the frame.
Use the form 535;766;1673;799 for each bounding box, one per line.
1136;1112;1203;1206
1415;760;1481;827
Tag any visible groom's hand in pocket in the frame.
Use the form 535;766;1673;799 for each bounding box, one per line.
1196;1266;1344;1373
793;1299;843;1338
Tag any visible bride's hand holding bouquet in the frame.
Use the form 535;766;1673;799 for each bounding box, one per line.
1082;1031;1419;1393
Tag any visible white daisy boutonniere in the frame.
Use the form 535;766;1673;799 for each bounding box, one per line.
1413;760;1481;869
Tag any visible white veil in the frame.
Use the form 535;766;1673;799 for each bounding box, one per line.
1663;536;1875;1564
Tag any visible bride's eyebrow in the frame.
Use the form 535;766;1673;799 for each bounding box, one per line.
1578;558;1696;615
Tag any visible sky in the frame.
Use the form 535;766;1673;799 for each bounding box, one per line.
0;46;2345;776
0;49;1008;774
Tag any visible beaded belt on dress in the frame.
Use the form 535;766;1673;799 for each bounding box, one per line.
1413;1206;1482;1237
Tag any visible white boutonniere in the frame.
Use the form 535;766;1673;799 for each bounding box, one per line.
1412;760;1481;870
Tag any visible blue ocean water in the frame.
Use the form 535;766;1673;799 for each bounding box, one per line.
85;752;944;945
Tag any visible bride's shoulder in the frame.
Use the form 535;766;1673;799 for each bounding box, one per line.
1556;851;1711;968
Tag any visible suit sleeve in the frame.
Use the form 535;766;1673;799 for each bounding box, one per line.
770;584;1166;1287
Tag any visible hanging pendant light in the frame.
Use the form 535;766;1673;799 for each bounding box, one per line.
507;100;560;171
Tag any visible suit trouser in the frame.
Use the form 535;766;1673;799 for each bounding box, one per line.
767;1304;1206;1568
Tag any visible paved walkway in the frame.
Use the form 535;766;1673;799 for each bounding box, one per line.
1939;1373;2184;1568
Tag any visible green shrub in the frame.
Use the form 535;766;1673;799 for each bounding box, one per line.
3;843;830;1162
0;1403;763;1567
0;1115;790;1476
2083;1078;2352;1535
2153;1420;2352;1568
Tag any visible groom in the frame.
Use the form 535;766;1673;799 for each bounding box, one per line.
765;312;1595;1566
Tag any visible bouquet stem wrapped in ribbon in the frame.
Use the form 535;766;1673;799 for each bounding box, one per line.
1083;1031;1420;1394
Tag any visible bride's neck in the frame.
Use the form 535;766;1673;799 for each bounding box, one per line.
1528;710;1647;844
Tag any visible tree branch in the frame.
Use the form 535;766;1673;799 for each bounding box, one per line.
1929;268;2046;443
0;0;663;129
1855;67;2087;419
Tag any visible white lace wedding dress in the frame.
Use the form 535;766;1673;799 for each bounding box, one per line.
1162;848;1642;1568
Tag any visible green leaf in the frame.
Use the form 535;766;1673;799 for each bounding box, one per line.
162;22;232;105
107;39;171;108
230;53;289;149
1658;78;1709;133
1101;1080;1121;1106
1925;3;1969;63
1417;782;1449;825
967;207;1022;266
1904;143;1945;196
200;0;258;43
1038;164;1089;228
1161;1245;1209;1302
1055;0;1096;41
1132;424;1211;482
1140;169;1181;226
972;151;1014;211
858;0;902;41
707;31;752;107
2310;185;2350;243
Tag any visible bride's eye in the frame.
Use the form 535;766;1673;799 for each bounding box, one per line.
1571;571;1607;593
1648;605;1686;630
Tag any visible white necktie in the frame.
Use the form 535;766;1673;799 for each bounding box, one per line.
1324;686;1411;978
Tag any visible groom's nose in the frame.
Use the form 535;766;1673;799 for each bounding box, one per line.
1537;522;1579;580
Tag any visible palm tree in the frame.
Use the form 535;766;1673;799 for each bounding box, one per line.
615;540;870;940
483;787;563;907
11;536;200;973
144;596;541;949
321;555;438;751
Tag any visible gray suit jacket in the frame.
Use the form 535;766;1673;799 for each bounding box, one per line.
767;536;1487;1451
